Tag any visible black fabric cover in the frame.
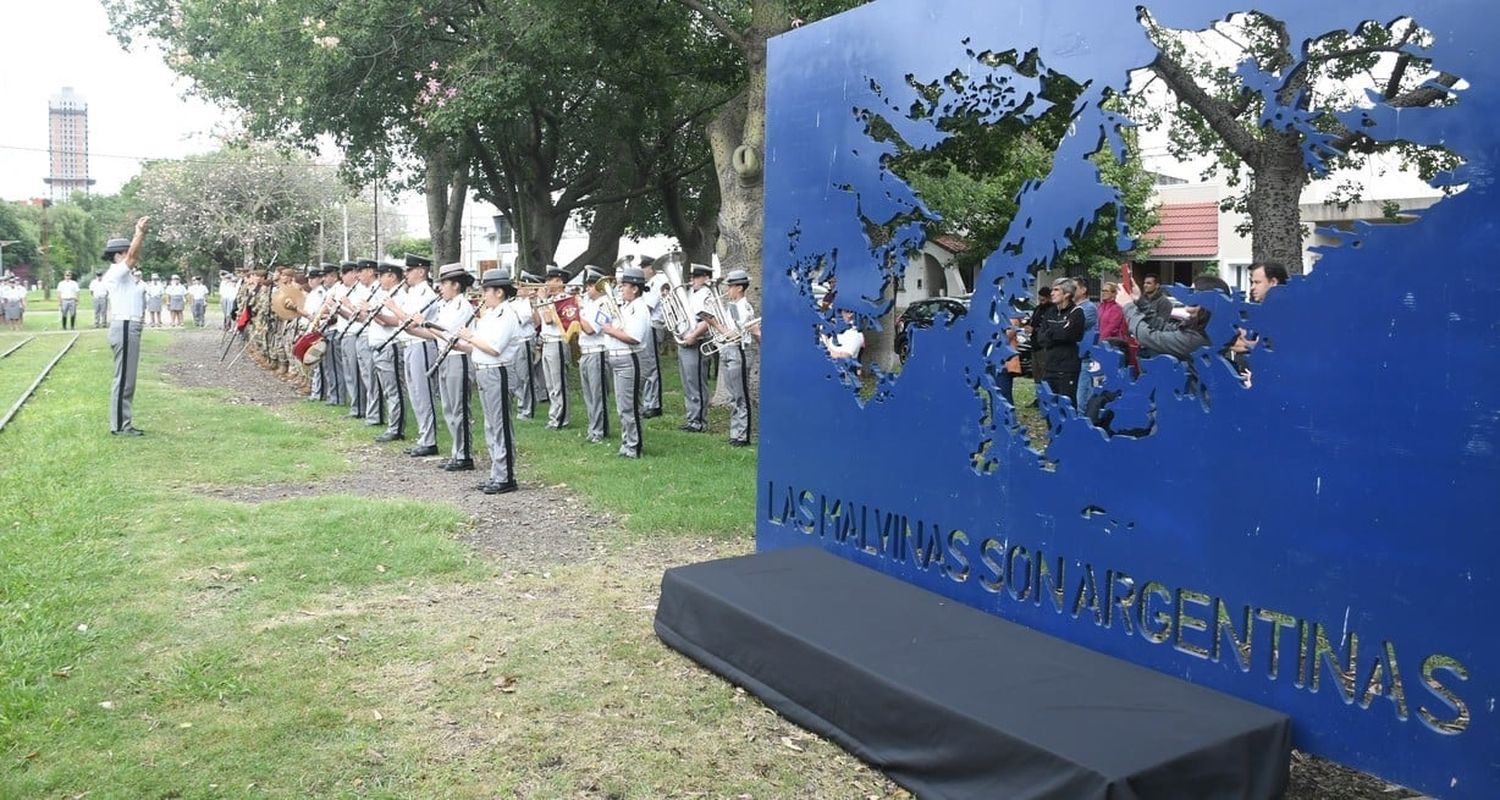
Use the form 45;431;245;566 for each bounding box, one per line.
655;547;1291;800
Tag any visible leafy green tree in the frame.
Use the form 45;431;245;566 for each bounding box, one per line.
0;203;40;272
134;145;349;271
385;237;432;262
1139;12;1461;271
107;0;468;264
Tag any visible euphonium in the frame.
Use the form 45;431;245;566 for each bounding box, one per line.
657;251;697;345
699;283;759;355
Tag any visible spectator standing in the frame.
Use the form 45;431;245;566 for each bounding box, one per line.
1073;280;1098;410
1035;278;1086;404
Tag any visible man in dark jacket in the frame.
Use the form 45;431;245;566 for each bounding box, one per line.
1035;278;1086;405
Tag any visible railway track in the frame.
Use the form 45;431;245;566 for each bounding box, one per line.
0;335;36;359
0;334;80;433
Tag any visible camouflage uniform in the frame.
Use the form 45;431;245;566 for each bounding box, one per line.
250;285;273;364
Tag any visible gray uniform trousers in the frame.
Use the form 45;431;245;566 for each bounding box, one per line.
403;339;440;448
61;299;78;329
506;344;535;420
529;343;546;414
608;349;644;458
108;319;143;432
94;296;109;327
722;343;752;442
192;300;206;327
677;342;709;430
371;339;405;436
541;338;571;428
357;335;380;422
476;366;516;485
509;340;536;419
641;325;664;413
579;349;610;441
318;332;342;405
438;354;474;461
339;329;363;414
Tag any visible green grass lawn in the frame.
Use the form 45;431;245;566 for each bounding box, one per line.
0;336;881;800
289;344;758;537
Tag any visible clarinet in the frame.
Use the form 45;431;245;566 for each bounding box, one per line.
349;283;407;339
426;300;479;378
374;294;442;354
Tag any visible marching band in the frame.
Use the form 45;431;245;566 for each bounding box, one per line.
215;253;759;495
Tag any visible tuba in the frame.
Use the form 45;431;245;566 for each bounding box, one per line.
594;275;621;323
656;251;697;345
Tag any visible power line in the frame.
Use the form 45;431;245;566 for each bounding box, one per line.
0;143;348;169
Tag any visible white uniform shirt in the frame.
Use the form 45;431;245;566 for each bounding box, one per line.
189;283;210;302
471;302;525;368
57;279;80;300
219;277;239;301
507;297;536;342
145;280;164;300
606;296;651;355
538;291;565;342
433;295;477;358
688;283;711;320
89;277;105;299
302;284;327;325
578;294;610;352
645;273;668;324
103;261;145;321
398;280;439;342
833;327;865;359
165;282;188;305
365;285;400;343
328;283;353;332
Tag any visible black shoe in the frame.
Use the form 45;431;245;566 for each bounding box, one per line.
642;409;662;418
727;438;751;447
481;481;518;495
374;432;405;443
111;428;145;437
406;445;438;457
678;424;705;433
347;412;363;419
443;459;475;472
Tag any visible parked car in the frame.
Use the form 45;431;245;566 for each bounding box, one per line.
895;297;968;362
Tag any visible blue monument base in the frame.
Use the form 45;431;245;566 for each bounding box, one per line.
655;547;1292;799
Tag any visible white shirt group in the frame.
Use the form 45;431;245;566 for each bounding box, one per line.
188;282;210;302
57;279;80;301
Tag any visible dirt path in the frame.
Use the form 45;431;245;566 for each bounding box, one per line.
162;328;610;565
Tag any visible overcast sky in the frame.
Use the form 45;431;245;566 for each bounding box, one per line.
0;0;232;203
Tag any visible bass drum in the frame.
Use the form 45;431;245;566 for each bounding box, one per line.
292;330;327;365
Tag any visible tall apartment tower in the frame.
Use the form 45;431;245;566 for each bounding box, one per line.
45;87;96;202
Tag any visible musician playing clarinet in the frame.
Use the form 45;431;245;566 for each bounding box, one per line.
453;269;525;494
408;263;476;471
363;262;408;442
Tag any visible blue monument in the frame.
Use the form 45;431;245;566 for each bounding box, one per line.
746;1;1496;797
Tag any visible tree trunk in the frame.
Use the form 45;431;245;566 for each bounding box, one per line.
424;144;468;265
1247;132;1310;274
565;199;628;272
